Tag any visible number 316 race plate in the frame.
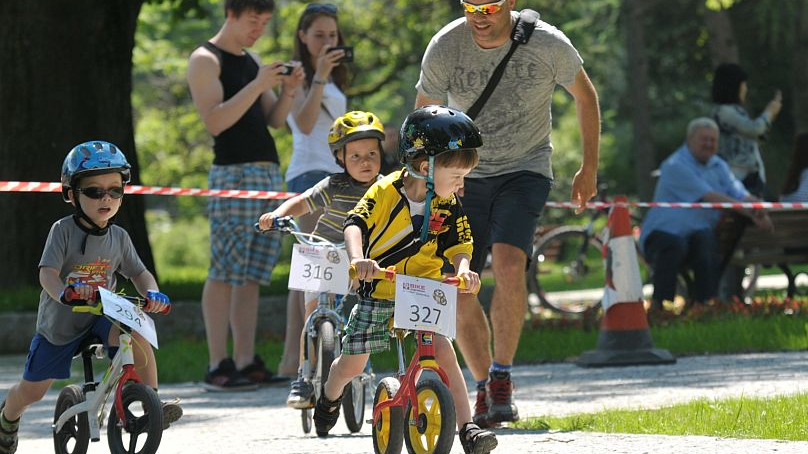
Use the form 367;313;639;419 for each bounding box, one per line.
288;244;350;294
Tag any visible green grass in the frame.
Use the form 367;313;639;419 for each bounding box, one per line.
516;392;808;441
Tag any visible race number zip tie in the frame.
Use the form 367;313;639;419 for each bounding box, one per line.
3;181;808;209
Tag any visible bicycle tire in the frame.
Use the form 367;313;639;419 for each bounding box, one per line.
372;377;404;454
302;408;312;434
528;226;604;314
403;379;455;454
342;375;366;433
53;384;90;454
107;383;163;454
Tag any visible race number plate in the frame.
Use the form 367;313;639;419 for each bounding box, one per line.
98;287;159;348
288;244;350;293
394;275;457;338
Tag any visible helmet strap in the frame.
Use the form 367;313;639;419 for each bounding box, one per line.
71;189;112;254
420;156;435;243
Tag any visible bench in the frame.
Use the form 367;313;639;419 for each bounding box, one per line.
717;210;808;297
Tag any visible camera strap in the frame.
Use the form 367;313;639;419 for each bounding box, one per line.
465;9;540;120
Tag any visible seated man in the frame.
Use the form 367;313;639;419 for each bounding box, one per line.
640;117;772;310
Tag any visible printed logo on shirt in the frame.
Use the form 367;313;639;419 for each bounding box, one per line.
67;258;112;289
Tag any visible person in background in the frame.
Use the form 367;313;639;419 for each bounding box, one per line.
187;0;304;391
276;2;352;379
781;132;808;202
640;118;772;313
712;62;782;198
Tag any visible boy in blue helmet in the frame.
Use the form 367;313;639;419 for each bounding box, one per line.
0;141;182;454
313;106;498;454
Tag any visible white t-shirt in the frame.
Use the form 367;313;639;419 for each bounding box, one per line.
286;82;347;182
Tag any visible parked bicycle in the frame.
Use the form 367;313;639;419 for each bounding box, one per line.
357;266;473;454
255;216;372;435
52;288;170;454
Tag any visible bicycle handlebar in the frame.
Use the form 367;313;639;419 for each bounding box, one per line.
61;287;171;315
348;265;476;293
254;216;345;248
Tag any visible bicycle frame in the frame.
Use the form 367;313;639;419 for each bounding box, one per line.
372;330;450;428
52;328;141;440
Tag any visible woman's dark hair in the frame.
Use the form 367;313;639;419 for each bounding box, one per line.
293;6;348;91
712;63;748;104
782;132;808;195
224;0;274;17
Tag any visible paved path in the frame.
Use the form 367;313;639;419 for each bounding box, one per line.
3;350;808;453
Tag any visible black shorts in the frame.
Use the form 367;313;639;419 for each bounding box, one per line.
460;171;552;273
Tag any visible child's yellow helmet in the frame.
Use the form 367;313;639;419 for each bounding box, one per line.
328;111;385;152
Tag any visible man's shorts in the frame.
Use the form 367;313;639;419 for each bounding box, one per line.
208;162;283;286
23;316;116;382
460;170;552;273
341;297;395;355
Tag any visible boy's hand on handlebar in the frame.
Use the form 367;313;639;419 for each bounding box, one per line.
144;290;171;314
257;212;277;231
60;283;94;305
456;269;481;294
350;258;381;282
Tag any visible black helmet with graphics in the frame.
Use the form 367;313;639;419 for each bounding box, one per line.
398;105;482;164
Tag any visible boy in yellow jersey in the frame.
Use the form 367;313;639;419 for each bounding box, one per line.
313;106;498;454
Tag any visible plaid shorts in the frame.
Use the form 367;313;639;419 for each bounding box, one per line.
207;162;283;286
342;297;395;355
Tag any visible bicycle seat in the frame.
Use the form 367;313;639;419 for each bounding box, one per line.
72;335;104;359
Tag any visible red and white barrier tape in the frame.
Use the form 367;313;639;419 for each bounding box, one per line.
2;181;807;209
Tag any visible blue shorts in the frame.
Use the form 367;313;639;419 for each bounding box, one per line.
208;162;283;286
460;171;552;273
23;317;117;382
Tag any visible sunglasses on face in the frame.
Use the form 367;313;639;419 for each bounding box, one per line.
460;0;507;15
304;3;337;15
76;186;125;199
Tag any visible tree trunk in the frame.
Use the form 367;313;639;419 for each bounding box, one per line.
793;0;808;131
702;5;739;67
0;0;153;289
624;0;656;201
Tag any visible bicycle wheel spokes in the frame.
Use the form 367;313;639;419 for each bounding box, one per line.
529;227;604;314
53;384;90;454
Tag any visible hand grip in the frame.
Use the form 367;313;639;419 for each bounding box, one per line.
348;265;396;281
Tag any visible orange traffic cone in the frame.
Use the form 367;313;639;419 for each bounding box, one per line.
577;196;676;367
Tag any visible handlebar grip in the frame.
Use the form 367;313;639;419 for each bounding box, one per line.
441;276;479;294
348;265;396;281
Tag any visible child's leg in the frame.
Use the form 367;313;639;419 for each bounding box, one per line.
2;379;53;422
323;353;369;402
434;335;471;427
131;331;158;388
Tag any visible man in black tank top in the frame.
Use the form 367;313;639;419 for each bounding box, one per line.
188;0;304;391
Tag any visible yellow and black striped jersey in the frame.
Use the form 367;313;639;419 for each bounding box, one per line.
344;170;473;300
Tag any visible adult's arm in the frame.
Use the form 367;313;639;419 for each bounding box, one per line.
293;47;345;134
415;91;444;108
701;191;773;230
715;104;775;138
253;53;305;129
187;47;281;137
563;68;601;214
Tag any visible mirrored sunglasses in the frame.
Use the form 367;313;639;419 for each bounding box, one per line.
304;3;337;15
460;0;507;15
76;186;125;199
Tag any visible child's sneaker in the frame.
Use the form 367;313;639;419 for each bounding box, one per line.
161;399;183;430
202;358;258;392
0;401;18;454
459;422;498;454
312;394;342;437
286;376;314;409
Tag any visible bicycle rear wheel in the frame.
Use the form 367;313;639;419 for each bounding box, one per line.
342;375;366;433
53;384;90;454
372;377;404;454
528;226;604;314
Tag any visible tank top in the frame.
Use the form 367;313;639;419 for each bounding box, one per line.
201;42;279;166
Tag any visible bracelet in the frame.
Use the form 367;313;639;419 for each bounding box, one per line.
312;78;327;85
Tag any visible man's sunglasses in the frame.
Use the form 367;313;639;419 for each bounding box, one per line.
304;3;337;15
460;0;507;15
76;186;125;199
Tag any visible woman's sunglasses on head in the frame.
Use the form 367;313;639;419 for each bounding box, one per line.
76;187;125;199
460;0;507;15
304;3;337;15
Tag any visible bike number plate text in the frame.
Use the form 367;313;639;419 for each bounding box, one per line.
393;275;457;338
99;287;159;348
288;244;350;293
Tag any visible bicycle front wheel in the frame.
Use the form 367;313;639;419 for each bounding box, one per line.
53;384;90;454
107;383;163;454
529;226;604;314
403;379;455;454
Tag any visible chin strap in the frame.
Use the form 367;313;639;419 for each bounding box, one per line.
404;156;435;243
72;193;111;254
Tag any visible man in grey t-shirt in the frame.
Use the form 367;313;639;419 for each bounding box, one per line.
416;0;600;427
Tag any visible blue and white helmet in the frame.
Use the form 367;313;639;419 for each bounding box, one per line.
61;141;131;202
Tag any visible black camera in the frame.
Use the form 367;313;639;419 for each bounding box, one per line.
279;63;295;76
328;46;354;63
